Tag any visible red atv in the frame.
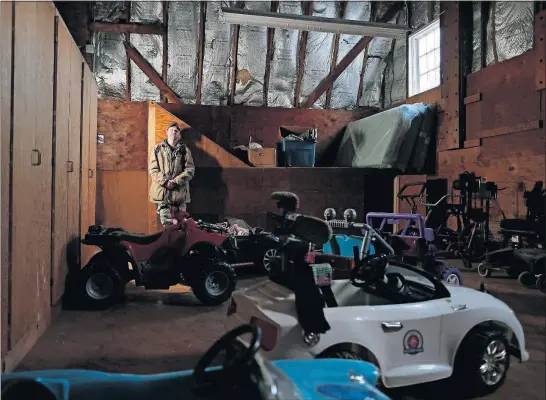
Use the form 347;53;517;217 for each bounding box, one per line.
71;210;238;309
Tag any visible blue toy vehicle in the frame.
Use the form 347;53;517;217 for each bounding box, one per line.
322;208;375;257
2;324;390;400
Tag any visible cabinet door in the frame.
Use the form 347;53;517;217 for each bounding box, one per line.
87;74;98;233
11;2;54;345
51;17;71;304
68;46;83;272
80;67;91;266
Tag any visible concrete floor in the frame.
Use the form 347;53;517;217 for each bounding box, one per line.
18;267;545;400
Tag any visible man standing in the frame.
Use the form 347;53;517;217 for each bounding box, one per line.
149;122;195;226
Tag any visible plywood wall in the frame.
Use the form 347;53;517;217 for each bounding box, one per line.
1;2;98;372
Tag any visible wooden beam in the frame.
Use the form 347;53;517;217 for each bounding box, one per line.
124;2;131;101
356;2;376;107
294;1;313;107
228;24;240;105
161;1;168;102
464;93;482;105
300;2;403;109
124;41;182;104
325;1;347;109
264;1;279;107
90;22;167;35
196;1;206;104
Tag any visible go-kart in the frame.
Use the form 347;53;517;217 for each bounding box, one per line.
227;222;529;398
68;209;238;309
366;212;463;285
1;324;390;400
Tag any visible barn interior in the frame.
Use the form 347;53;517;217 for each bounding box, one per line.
1;1;545;400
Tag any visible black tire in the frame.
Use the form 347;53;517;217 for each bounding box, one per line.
80;262;126;310
536;274;546;293
318;348;382;387
320;350;364;361
454;330;510;397
518;271;537;289
191;261;237;306
477;263;492;278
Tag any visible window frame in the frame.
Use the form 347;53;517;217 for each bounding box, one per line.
408;19;441;97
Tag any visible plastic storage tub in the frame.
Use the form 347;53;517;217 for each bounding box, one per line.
277;140;316;167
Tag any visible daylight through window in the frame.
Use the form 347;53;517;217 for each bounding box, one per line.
408;19;441;97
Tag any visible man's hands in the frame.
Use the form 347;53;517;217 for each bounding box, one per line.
165;180;177;190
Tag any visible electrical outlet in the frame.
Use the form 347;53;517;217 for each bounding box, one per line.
97;134;104;144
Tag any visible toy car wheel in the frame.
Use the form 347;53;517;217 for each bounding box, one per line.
518;271;537;289
191;261;236;306
477;263;492;278
80;262;126;310
454;330;510;397
536;274;546;293
259;247;279;273
442;267;463;286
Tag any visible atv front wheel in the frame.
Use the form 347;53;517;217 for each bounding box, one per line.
454;330;510;397
518;271;537;289
477;263;492;278
80;262;126;310
191;261;236;306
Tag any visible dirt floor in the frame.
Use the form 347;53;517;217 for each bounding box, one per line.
18;266;545;400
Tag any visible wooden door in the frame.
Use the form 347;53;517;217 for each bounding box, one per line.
11;2;55;346
67;40;83;274
1;1;13;360
80;67;92;266
51;17;71;304
87;75;98;234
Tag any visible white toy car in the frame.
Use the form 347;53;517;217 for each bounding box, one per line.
226;224;529;398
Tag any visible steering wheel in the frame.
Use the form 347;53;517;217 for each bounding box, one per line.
350;254;388;288
192;324;262;394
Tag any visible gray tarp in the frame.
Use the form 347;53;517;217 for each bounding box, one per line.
335;103;436;172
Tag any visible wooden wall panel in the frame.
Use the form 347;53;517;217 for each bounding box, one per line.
51;17;71;304
11;1;55;347
96;171;149;234
97;100;148;171
466;51;540;140
1;1;13;360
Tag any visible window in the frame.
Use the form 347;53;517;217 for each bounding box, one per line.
408;19;441;97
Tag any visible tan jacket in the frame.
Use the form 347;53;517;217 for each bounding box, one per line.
149;140;195;205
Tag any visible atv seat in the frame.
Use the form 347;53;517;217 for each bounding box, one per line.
118;231;163;245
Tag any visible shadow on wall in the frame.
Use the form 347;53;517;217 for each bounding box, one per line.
180;127;228;224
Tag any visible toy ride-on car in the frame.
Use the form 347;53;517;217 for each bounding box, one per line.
70;210;238;309
227;222;529;398
366;212;463;286
1;324;391;400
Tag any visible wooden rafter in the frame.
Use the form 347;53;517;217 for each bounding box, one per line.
161;1;168;102
196;1;206;104
264;1;280;106
90;22;167;35
325;1;347;109
294;1;313;107
124;41;182;104
300;2;404;109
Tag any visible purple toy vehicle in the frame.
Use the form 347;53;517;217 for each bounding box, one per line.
366;212;463;285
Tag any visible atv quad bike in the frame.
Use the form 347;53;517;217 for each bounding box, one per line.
68;210;238;309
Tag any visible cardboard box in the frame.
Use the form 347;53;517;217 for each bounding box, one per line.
248;148;276;167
